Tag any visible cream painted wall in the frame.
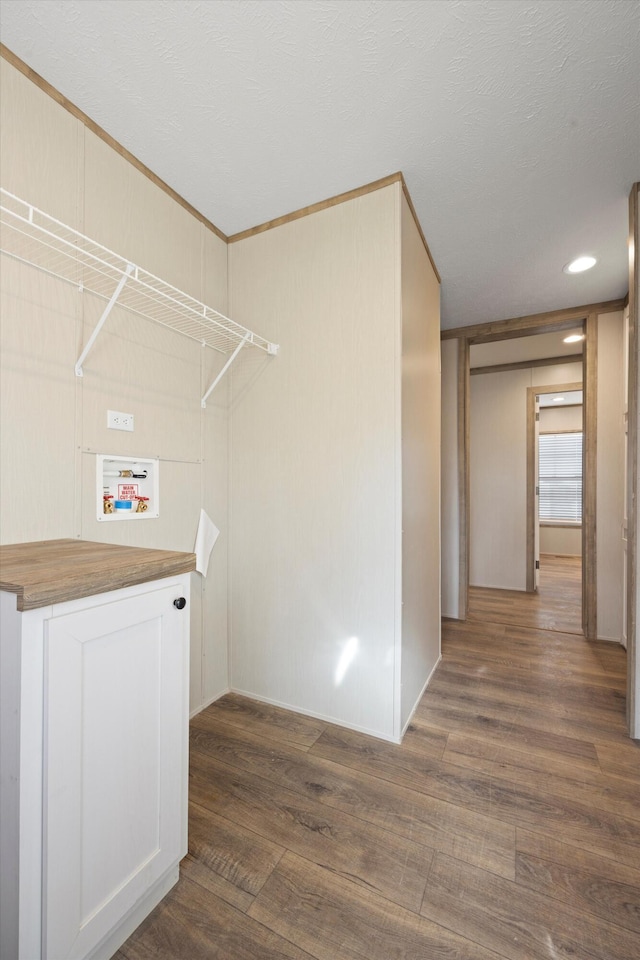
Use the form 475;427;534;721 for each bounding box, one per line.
399;193;441;731
470;362;582;590
440;340;460;618
0;60;230;713
1;59;443;739
539;404;583;432
470;369;529;590
228;184;440;742
540;527;582;556
228;187;399;739
471;331;583;367
597;311;625;641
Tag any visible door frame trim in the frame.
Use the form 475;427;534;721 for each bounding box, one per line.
457;338;470;619
525;381;583;595
626;183;639;738
454;313;599;639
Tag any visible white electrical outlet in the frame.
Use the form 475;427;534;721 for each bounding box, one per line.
107;410;134;431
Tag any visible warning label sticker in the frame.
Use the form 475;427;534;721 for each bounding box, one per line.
118;484;138;500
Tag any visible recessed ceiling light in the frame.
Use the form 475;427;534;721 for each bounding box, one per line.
553;397;565;403
563;256;596;274
563;334;585;343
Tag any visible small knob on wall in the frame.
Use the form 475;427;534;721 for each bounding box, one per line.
173;597;187;610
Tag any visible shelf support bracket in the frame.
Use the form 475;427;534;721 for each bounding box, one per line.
201;333;250;408
75;263;134;377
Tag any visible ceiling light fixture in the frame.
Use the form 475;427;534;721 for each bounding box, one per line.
563;256;597;274
563;334;585;343
553;397;565;403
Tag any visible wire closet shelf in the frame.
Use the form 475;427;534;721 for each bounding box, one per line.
0;189;278;405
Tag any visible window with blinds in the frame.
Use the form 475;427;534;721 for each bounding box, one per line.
539;431;582;522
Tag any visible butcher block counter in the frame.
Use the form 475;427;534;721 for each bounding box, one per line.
0;538;196;610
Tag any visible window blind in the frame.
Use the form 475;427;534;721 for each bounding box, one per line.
539;432;582;522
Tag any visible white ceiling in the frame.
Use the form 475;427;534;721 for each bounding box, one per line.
1;0;638;329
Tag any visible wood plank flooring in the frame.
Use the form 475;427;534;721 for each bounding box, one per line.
116;569;639;960
468;554;583;635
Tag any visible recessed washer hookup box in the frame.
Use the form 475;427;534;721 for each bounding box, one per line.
97;453;159;521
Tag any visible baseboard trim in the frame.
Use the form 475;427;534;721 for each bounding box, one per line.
228;685;403;744
86;864;180;960
190;664;445;745
400;654;442;740
190;687;230;719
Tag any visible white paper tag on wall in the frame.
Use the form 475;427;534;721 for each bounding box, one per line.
195;508;219;576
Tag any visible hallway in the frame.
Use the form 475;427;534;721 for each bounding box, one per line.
468;554;583;635
116;599;639;960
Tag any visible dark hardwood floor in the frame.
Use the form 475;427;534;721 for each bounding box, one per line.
116;562;639;960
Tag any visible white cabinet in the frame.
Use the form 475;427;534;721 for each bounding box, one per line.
1;573;191;960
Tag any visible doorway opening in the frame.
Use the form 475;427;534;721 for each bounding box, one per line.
466;326;589;637
528;384;583;633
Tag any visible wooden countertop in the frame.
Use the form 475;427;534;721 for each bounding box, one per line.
0;539;196;611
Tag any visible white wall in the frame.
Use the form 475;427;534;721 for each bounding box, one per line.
469;362;582;590
399;192;441;731
0;59;230;713
440;340;460;617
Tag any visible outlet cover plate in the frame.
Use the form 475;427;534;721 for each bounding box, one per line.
107;410;134;431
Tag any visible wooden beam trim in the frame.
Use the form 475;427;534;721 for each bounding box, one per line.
470;354;583;376
2;45;441;279
469;319;585;345
227;173;404;244
441;300;626;342
399;174;441;283
228;173;442;283
531;381;583;395
2;43;445;277
0;43;229;243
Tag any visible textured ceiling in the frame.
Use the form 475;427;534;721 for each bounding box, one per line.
1;0;638;328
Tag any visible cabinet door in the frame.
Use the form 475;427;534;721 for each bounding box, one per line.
42;582;189;960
